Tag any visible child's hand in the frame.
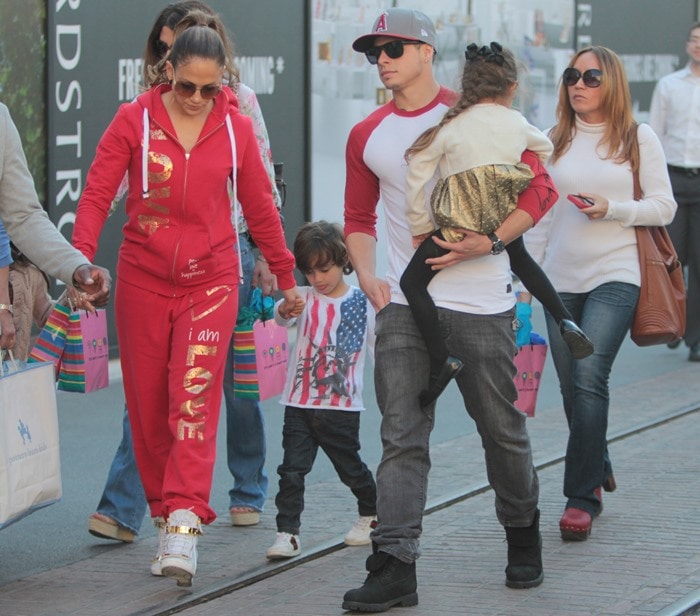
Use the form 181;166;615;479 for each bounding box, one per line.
278;288;304;320
412;233;431;249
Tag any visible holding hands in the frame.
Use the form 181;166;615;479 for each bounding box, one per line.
278;288;305;320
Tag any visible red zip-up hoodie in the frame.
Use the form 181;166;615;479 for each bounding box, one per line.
73;84;295;296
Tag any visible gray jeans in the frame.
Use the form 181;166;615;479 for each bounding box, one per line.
371;303;539;563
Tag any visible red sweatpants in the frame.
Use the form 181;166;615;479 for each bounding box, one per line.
115;278;238;524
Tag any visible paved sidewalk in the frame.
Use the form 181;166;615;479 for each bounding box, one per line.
1;360;700;615
186;409;700;616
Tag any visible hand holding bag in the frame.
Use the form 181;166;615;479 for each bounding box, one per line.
0;352;62;529
629;147;686;346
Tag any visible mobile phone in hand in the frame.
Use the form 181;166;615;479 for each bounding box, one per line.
567;194;594;209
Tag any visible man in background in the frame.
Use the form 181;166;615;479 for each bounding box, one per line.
649;22;700;361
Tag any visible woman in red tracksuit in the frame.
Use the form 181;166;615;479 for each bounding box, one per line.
73;12;302;586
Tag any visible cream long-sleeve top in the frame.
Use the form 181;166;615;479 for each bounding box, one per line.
525;119;677;293
406;103;553;237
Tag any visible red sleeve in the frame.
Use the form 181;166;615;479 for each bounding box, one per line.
234;114;296;289
517;150;558;225
343;118;382;239
73;104;135;261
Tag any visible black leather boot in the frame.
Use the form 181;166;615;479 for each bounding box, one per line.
504;509;544;589
342;546;418;612
418;356;463;407
559;319;594;359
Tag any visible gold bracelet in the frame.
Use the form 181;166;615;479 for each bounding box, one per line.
0;303;13;315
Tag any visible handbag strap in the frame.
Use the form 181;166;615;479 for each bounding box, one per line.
632;123;642;201
632;168;642;201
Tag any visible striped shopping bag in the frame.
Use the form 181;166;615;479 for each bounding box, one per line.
232;324;258;399
28;303;71;377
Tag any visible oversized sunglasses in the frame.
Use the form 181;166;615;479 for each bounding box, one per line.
562;68;602;88
365;39;422;65
155;39;171;59
173;80;222;100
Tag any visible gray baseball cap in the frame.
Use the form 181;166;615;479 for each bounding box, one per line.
352;8;438;53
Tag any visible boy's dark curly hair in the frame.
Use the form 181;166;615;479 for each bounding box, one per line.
293;221;353;276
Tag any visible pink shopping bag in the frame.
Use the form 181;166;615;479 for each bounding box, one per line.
513;343;547;418
57;309;109;393
233;319;288;401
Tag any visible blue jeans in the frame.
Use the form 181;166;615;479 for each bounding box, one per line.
95;405;147;534
371;303;539;563
223;238;268;512
96;236;267;531
274;406;377;534
544;282;639;516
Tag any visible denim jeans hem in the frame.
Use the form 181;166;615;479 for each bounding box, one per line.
94;510;142;535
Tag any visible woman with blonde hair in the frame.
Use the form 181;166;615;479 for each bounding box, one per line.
526;46;676;541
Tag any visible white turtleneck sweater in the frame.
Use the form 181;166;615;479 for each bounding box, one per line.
525;119;677;293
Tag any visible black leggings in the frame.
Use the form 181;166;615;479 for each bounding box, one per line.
399;230;572;370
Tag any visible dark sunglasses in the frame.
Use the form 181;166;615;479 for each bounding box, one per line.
173;80;222;100
155;39;171;59
365;39;422;65
563;67;602;88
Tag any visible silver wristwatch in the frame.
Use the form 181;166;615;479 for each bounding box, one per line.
487;232;505;255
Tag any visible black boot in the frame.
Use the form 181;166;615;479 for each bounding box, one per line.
342;546;418;612
504;509;544;589
559;319;594;359
418;356;463;407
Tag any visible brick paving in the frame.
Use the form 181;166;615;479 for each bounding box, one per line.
1;361;699;615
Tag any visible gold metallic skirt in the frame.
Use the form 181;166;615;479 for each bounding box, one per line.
430;163;533;242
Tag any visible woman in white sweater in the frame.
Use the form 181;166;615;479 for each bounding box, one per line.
526;46;676;542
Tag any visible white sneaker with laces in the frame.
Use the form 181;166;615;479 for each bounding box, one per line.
344;515;377;546
266;532;301;559
160;509;202;587
150;517;166;576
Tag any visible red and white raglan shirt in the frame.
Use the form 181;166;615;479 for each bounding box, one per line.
344;86;557;315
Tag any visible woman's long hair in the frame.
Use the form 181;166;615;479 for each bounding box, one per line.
549;46;639;171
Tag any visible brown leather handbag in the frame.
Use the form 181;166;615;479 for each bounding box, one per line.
630;162;686;346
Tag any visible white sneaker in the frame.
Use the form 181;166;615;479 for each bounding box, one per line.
266;532;301;559
344;515;377;546
160;509;202;587
150;517;166;576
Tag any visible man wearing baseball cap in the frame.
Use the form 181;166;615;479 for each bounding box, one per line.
342;7;552;612
351;7;438;54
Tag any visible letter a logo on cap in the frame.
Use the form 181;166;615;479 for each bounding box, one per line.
374;12;388;33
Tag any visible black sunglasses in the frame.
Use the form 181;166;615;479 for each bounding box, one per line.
563;68;603;88
173;80;222;100
365;39;422;65
155;39;171;59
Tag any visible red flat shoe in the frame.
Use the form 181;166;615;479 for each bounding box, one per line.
559;508;592;541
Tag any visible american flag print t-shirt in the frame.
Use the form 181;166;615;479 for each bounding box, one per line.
276;286;375;411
